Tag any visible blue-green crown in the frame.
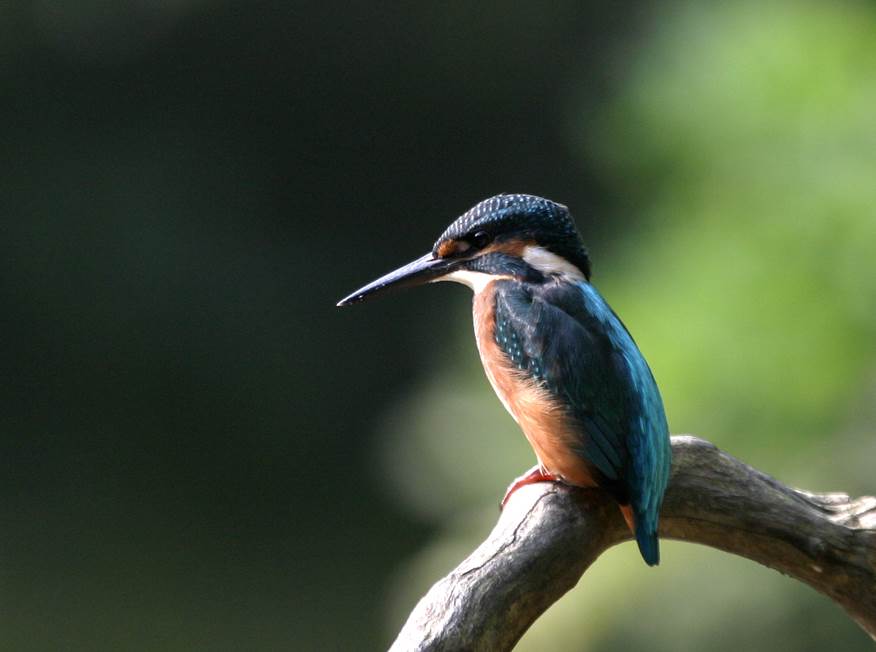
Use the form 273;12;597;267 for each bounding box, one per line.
434;194;592;279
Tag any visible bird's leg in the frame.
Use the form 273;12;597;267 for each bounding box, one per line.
500;464;558;510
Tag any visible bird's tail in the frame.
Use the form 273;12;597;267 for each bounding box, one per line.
619;504;660;566
635;525;660;566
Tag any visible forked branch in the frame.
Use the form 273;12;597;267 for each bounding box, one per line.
390;436;876;651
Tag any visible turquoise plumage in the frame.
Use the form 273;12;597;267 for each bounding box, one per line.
338;193;672;565
492;277;670;565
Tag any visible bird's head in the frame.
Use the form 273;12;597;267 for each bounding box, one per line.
337;194;591;306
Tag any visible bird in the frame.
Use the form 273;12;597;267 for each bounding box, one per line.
337;193;671;566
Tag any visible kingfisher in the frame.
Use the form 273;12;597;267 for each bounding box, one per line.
337;194;671;565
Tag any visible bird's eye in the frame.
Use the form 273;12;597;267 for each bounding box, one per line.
470;231;492;249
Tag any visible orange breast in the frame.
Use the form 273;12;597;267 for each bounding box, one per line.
472;284;596;488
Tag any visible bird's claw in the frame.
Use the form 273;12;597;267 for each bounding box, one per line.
500;464;558;510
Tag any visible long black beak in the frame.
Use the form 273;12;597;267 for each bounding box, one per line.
336;253;456;306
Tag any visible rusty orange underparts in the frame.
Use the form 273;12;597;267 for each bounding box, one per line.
474;282;597;488
474;280;637;536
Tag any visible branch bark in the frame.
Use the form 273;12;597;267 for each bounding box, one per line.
390;435;876;651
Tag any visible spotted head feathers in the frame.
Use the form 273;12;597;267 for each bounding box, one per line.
432;194;592;280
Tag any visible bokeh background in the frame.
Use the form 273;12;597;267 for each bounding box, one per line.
3;1;875;650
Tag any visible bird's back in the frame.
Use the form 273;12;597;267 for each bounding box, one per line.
475;276;671;565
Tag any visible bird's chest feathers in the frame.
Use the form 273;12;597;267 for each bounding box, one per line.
472;283;595;486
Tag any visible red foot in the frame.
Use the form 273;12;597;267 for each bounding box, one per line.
500;464;559;510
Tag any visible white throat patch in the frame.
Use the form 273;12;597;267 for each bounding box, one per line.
434;269;500;293
522;245;586;281
433;245;584;293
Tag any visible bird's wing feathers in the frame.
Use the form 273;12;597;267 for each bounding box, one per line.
493;280;667;500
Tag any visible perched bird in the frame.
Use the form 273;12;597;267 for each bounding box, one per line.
337;194;671;565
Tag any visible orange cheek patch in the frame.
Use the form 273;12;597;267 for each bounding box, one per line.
437;237;536;259
481;239;536;258
436;239;471;257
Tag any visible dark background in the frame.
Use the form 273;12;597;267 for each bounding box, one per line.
3;2;875;650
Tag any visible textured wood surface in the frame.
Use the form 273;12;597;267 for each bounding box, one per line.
390;436;876;651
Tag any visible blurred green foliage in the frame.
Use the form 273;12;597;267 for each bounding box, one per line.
380;2;876;650
590;0;876;461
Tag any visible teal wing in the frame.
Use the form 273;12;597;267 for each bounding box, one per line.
493;279;671;565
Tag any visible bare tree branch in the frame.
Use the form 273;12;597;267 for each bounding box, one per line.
390;435;876;651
